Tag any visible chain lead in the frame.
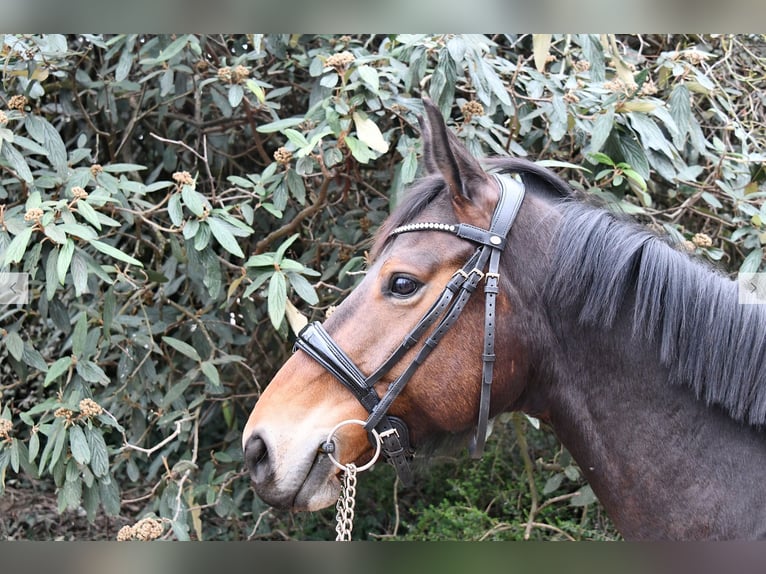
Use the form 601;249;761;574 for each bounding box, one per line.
335;463;358;541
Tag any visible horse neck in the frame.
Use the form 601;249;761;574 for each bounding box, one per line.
527;307;766;540
498;193;766;539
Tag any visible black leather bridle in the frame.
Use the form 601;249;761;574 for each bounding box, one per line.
294;173;526;485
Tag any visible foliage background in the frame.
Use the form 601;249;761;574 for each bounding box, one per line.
0;34;764;540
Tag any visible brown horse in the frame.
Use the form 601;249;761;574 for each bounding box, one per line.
243;99;766;539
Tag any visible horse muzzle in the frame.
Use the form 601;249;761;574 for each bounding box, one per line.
243;428;342;511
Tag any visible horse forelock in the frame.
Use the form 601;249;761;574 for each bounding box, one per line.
543;200;766;428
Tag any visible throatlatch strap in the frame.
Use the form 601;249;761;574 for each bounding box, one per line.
470;173;525;458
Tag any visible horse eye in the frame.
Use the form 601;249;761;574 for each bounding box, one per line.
390;275;421;297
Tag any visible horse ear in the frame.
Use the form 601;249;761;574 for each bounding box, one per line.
420;98;490;205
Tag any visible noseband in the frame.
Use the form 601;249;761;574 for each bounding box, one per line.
295;173;526;485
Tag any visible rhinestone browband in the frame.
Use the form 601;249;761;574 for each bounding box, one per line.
391;222;457;234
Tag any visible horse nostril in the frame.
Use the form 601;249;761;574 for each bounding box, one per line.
244;433;270;484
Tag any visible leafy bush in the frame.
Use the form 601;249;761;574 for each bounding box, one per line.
0;34;763;540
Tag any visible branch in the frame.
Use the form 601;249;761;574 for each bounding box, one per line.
253;171;331;254
116;414;196;456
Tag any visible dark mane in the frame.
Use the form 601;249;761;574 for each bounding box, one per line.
544;200;766;427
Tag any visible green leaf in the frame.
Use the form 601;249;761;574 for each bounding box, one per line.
207;217;245;258
72;312;88;357
193;221;211;250
285;169;306;204
357;65;379;93
623;168;647;192
617;133;650;180
99;475;120;515
536;159;592;173
58;476;83;512
168;193;184;226
49;421;68;473
320;73;338;88
275;233;300;263
69;425;91;465
38;418;64;475
161;377;192;408
3;227;34;265
101;163;146;173
181;185;206;217
244;253;275;267
740;248;763;274
183;218;199;239
571;484;599;507
103;287;115;338
76;200;101;230
286;272;318;305
588;152;615;167
588;108;615;155
89;239;143;267
228;83;244;107
45;356;73;386
22;342;48;372
58;223;97;240
256;117;305;134
543;473;565;495
669;83;692;146
9;438;20;473
201;361;221;389
45;247;58;300
162;336;202;362
283;128;309;148
344;135;377;164
1;142;33;183
71;253;88;296
75;360;110;385
43;223;67;245
87;428;109;478
115;44;133;82
57;238;75;283
4;330;23;361
268;272;287;330
25;115;67;176
352;111;389;154
701;192;723;209
245;79;265;103
141;34;190;64
401;151;418;184
28;431;40;463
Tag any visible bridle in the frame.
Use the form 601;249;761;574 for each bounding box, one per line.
294;173;526;485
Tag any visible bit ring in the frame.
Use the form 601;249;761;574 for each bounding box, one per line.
324;419;382;472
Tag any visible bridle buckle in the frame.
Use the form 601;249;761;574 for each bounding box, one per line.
379;427;400;439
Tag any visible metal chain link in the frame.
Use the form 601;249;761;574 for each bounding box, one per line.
335;463;357;541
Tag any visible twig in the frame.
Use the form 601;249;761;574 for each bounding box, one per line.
512;412;539;540
392;474;400;537
116;414;196;456
149;132;206;162
253;171;331;254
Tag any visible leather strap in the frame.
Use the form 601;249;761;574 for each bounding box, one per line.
469;173;525;457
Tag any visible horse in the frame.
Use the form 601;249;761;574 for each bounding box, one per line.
242;98;766;540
